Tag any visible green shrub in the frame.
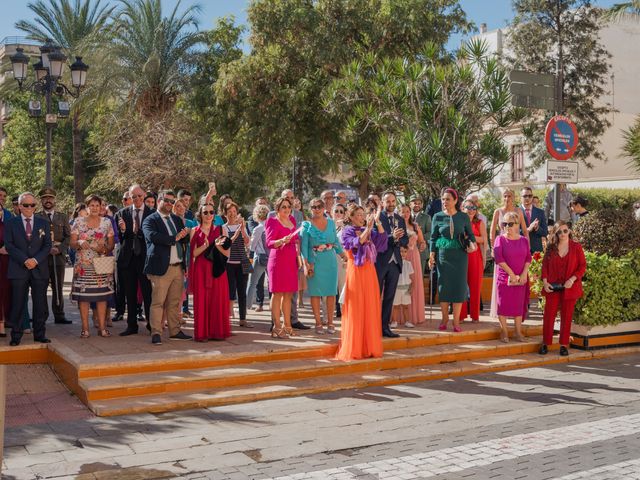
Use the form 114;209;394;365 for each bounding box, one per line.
573;250;640;326
572;208;640;257
572;188;640;211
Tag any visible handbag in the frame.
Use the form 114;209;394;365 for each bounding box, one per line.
458;232;477;253
92;255;115;275
257;253;269;267
549;283;565;291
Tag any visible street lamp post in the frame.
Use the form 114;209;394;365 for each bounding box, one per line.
9;39;89;188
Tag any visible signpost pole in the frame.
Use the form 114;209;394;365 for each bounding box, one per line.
553;0;564;225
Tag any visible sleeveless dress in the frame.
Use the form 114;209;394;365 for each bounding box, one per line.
336;226;387;361
190;226;231;341
407;227;425;324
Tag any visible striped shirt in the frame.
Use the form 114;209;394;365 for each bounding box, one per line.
225;223;248;264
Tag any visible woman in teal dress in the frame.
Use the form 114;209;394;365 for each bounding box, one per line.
429;187;476;333
301;198;346;335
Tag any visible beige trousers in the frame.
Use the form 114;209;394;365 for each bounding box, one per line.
147;265;184;336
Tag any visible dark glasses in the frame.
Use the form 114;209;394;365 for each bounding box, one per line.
522;194;533;198
163;198;176;204
21;203;36;208
501;222;516;227
202;210;215;216
334;210;345;214
558;229;570;234
311;205;323;210
464;206;477;211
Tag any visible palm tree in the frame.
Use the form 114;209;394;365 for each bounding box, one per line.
16;0;115;201
111;0;203;117
603;1;640;22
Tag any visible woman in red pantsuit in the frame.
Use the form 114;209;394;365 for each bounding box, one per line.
460;199;486;322
539;221;586;357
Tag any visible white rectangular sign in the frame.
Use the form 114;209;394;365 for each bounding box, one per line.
546;160;578;184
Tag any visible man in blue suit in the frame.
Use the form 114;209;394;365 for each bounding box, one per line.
5;192;52;346
520;187;548;253
142;190;192;345
375;191;409;338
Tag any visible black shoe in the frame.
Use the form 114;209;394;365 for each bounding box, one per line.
151;334;162;345
382;329;400;338
111;314;124;322
170;331;192;340
54;318;72;324
9;340;20;346
291;322;310;330
538;344;548;355
119;329;138;336
137;314;146;323
34;337;51;344
559;346;569;356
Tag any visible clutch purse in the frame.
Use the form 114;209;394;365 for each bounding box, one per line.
549;283;565;291
92;255;115;275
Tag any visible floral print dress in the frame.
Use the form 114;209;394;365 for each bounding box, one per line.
71;216;114;302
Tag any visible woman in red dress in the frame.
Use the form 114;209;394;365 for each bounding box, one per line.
190;204;231;341
539;221;586;356
460;199;486;322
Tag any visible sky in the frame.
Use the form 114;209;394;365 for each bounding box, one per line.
0;0;622;50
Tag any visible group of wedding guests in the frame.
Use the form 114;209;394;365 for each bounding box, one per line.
0;182;587;360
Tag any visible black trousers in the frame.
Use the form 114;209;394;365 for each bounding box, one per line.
44;256;66;320
9;277;47;342
376;261;401;331
120;254;152;331
256;270;266;306
226;263;248;320
114;261;126;316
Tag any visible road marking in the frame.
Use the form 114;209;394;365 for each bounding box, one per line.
270;413;640;479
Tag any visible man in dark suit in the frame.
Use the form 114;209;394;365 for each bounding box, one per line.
115;184;153;336
5;192;52;346
375;191;408;338
36;187;71;324
142;190;192;345
520;187;548;254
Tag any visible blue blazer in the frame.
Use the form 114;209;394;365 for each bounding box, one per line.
142;212;189;276
521;205;548;253
4;215;52;280
375;210;409;272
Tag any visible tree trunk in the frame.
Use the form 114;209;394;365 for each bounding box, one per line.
72;110;84;202
358;171;370;200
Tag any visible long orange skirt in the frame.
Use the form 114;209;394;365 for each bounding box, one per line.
336;253;383;361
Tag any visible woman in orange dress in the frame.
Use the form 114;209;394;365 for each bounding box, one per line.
336;204;388;361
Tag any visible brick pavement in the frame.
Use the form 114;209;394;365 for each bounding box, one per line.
2;355;640;479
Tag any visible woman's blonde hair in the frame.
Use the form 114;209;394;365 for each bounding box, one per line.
252;204;269;222
501;188;515;207
503;211;519;224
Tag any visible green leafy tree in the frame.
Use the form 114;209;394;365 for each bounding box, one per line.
506;0;613;169
215;0;471;197
16;0;115;201
325;41;527;198
110;0;204;117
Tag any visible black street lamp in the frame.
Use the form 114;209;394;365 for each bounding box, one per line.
9;39;89;188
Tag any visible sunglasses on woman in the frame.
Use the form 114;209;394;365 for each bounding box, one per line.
501;222;516;227
334;209;345;214
557;228;570;234
463;205;477;211
202;210;215;215
310;205;324;210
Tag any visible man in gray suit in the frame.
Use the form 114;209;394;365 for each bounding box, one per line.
36;187;71;324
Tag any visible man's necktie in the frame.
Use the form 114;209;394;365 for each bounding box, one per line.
133;209;142;256
134;209;141;231
48;213;53;222
25;217;32;240
525;209;531;224
165;216;183;261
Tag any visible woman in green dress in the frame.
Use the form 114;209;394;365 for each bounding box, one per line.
429;188;476;332
301;198;346;334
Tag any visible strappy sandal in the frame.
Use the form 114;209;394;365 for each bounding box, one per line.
284;327;297;337
271;327;289;339
80;330;90;339
99;329;111;337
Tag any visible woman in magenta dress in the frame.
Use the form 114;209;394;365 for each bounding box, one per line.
265;197;299;338
190;204;231;341
493;211;531;343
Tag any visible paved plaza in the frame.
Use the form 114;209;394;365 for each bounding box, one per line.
3;354;640;479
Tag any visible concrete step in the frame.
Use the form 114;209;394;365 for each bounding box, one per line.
88;344;640;417
76;324;543;379
80;337;545;401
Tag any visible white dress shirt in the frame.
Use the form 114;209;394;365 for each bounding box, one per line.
161;214;181;264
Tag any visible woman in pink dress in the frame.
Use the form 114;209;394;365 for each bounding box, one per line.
400;204;425;326
190;204;231;341
265;197;299;338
